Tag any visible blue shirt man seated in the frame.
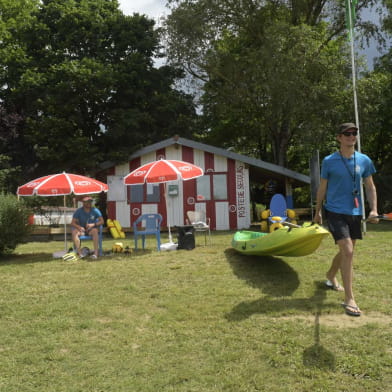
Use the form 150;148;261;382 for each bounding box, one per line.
71;196;104;259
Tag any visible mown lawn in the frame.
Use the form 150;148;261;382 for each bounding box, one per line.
1;223;392;391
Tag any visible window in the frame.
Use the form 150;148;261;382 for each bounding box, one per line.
196;176;211;201
146;184;160;202
213;174;227;200
130;185;143;203
196;173;227;201
129;184;160;203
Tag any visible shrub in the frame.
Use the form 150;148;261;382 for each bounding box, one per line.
0;193;32;255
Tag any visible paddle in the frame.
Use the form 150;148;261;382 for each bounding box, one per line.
366;213;392;221
272;217;321;230
282;221;301;228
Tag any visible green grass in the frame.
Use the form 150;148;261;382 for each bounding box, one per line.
1;224;392;391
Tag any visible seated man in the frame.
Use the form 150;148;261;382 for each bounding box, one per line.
71;196;104;259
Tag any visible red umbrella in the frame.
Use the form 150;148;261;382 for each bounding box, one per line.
17;172;108;255
123;159;204;244
17;172;108;196
123;159;203;185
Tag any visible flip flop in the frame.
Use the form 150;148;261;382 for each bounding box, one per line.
341;303;361;317
325;280;344;292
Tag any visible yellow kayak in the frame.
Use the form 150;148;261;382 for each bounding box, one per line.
232;223;329;257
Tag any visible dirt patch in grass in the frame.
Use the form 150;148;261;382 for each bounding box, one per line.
278;312;391;328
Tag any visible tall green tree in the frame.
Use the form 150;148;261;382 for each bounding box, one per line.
0;0;197;183
164;0;381;167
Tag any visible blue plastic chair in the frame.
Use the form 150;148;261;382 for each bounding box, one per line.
133;213;162;251
268;193;288;224
79;225;104;256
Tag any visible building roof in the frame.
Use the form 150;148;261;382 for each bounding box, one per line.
104;136;310;188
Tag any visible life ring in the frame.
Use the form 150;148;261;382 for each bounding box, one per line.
269;222;283;232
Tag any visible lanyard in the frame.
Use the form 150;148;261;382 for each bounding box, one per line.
339;151;356;190
339;151;359;207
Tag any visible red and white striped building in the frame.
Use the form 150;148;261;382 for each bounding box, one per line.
103;137;310;231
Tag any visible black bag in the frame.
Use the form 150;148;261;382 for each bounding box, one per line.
176;226;195;250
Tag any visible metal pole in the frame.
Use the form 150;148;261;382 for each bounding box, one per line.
347;0;367;232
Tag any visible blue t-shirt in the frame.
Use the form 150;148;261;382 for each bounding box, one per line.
73;207;102;228
321;151;376;215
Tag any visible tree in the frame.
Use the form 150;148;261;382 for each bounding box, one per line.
0;104;25;192
164;0;381;167
0;0;197;183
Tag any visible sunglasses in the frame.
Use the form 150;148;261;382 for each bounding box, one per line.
341;131;358;136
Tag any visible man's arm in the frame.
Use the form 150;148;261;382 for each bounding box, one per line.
363;175;379;222
71;216;84;232
313;178;328;224
95;215;104;226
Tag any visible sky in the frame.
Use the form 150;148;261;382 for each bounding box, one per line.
118;0;168;19
118;0;385;69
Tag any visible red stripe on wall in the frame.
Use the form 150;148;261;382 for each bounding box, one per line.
127;157;142;226
129;157;141;172
204;151;214;172
107;201;116;220
156;149;166;161
204;152;215;229
106;167;115;176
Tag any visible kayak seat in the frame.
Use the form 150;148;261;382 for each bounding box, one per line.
268;193;288;224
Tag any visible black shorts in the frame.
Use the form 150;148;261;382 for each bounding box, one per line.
325;209;362;242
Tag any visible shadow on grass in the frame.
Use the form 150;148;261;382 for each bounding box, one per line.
0;252;55;265
128;248;154;257
225;248;336;370
302;282;336;371
225;248;334;318
225;248;300;298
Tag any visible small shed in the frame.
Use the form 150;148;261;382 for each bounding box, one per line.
103;136;310;231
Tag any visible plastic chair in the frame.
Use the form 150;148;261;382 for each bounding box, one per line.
268;193;288;232
186;210;211;245
133;213;162;251
79;225;103;256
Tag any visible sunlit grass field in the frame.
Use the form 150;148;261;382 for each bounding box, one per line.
1;223;392;391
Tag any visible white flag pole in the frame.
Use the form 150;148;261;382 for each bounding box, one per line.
347;0;366;232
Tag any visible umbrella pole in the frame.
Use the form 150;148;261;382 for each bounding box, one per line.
163;183;173;243
64;195;68;251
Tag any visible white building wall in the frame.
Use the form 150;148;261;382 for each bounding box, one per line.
235;161;251;229
164;146;184;226
215;201;229;230
214;155;228;172
165;145;182;161
109;163;131;228
193;149;205;171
